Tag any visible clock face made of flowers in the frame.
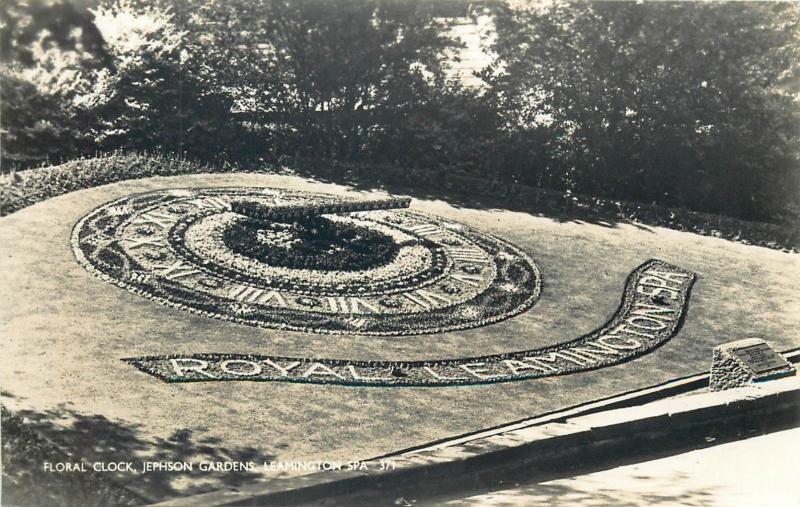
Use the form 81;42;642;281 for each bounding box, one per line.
72;187;542;336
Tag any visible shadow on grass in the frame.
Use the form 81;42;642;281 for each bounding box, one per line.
289;157;797;251
1;403;276;506
296;166;656;233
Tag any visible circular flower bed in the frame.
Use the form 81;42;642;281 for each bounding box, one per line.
72;187;542;335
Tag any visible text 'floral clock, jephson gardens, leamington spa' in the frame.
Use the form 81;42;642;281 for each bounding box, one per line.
72;187;695;386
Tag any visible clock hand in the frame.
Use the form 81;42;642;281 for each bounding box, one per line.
232;196;410;223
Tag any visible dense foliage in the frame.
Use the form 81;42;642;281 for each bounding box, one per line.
82;1;243;159
0;0;104;164
1;0;798;223
486;0;800;221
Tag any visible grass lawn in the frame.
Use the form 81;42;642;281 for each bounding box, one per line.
1;171;798;503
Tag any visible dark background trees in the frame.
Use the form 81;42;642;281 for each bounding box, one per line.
0;0;106;165
1;0;798;224
182;0;461;162
486;1;800;221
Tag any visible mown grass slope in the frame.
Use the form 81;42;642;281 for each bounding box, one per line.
1;158;797;503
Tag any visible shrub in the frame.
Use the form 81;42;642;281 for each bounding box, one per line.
0;152;250;216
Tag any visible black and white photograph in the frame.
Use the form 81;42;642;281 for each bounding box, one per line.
1;0;799;505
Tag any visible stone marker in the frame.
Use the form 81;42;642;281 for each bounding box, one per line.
710;338;795;391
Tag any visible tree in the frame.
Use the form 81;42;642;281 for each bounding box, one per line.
487;1;800;221
0;0;107;168
180;0;461;161
80;0;240;160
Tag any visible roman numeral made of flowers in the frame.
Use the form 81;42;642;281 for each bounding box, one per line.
450;273;483;287
126;237;166;249
402;289;451;309
448;247;489;263
228;285;288;306
158;260;201;281
136;211;174;229
407;223;447;241
326;297;379;313
193;196;231;211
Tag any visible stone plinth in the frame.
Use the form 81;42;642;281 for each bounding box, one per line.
710;338;795;391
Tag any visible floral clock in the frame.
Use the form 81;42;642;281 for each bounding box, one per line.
72;187;542;336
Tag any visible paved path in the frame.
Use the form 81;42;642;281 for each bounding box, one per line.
432;428;800;506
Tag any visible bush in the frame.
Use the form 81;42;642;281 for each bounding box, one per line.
0;152;266;216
